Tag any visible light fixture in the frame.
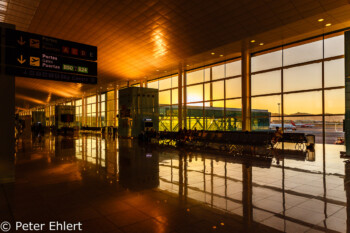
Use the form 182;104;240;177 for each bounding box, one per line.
318;18;324;22
186;64;190;66
211;52;215;55
325;23;331;27
156;70;159;71
259;43;264;46
220;54;223;57
250;40;255;43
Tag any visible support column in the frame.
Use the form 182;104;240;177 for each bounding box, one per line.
114;84;117;127
178;63;183;130
0;23;15;183
183;69;187;129
241;43;251;131
96;90;99;127
345;31;350;155
82;95;85;127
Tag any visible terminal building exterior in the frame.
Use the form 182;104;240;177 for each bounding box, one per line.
1;0;350;232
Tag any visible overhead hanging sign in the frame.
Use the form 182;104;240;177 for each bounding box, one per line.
3;28;98;84
5;28;97;61
6;48;97;76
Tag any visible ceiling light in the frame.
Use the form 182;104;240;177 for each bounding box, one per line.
318;18;324;22
220;55;223;57
186;64;190;66
325;23;331;27
259;43;264;46
250;40;255;43
211;52;215;55
156;70;159;71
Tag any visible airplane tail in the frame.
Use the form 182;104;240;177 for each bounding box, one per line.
291;120;296;126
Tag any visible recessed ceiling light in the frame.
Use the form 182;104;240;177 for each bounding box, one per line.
211;52;215;55
325;23;331;27
156;70;159;71
318;18;324;22
250;40;255;43
186;64;190;66
259;43;264;46
134;80;136;81
220;54;223;57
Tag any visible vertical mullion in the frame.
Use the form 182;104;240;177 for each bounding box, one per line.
281;46;284;131
322;35;326;144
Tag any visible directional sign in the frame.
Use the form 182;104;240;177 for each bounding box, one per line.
5;28;97;61
2;27;97;84
6;48;97;76
6;66;97;84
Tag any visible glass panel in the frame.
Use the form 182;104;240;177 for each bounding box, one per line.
159;90;171;105
92;103;96;113
107;91;114;100
159;77;172;90
283;40;323;66
325;89;345;114
212;81;224;100
159;106;171;131
325;115;344;145
171;107;178;131
204;68;211;82
251;95;280;131
226;60;241;77
187;84;203;103
251;95;281;116
226;78;241;98
147;81;158;89
252;50;282;72
284;91;322;115
325;59;345;87
187;106;204;130
226;99;242;131
159;77;171;90
324;34;344;58
204;83;210;101
101;94;106;102
212;64;225;80
251;70;281;95
205;101;224;131
284;116;322;142
187;70;204;85
283;63;322;92
172;76;178;88
172;89;178;105
252;116;279;131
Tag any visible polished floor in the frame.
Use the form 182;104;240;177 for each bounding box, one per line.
0;134;349;232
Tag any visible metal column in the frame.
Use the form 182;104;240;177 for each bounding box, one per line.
241;43;251;131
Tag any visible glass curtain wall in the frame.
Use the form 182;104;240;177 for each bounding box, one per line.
100;93;106;127
251;33;345;143
186;59;242;131
75;99;82;127
148;75;178;131
106;91;115;127
86;96;96;127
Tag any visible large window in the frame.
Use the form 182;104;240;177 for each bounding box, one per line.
251;33;345;143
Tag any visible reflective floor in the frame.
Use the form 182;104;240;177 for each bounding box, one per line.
0;134;349;232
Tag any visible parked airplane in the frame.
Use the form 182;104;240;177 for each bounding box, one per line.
291;121;315;128
269;123;296;130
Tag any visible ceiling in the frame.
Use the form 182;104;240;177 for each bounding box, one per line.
3;0;350;109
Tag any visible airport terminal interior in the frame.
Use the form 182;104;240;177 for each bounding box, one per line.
2;0;350;232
